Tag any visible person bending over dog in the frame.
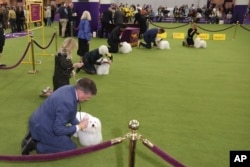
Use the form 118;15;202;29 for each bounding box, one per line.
138;28;165;49
82;45;113;74
21;78;97;155
107;24;127;53
183;23;200;47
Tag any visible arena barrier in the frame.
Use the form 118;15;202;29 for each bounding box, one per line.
0;120;186;167
0;30;58;74
150;21;250;40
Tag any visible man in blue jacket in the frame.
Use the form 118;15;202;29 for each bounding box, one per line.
21;78;97;154
138;28;165;49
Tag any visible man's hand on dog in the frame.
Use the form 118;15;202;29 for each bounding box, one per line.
78;116;89;131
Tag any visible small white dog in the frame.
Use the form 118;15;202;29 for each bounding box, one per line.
155;38;170;50
74;112;103;146
119;41;132;53
95;57;110;75
194;37;207;48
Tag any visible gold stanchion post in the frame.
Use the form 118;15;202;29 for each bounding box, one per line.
54;27;58;53
28;34;38;74
128;120;139;167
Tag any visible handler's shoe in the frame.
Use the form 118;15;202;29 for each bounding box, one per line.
42;86;51;93
182;41;185;46
82;67;96;74
137;41;141;48
21;133;37;155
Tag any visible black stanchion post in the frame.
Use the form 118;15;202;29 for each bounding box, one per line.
128;120;139;167
233;21;239;40
70;21;73;37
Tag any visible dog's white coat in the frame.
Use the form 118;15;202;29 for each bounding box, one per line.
95;57;110;75
155;38;170;50
119;42;132;53
74;112;103;146
194;37;207;48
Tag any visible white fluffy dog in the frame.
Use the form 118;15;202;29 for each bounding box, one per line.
155;38;170;50
119;42;132;53
95;57;110;75
194;37;207;48
74;112;103;146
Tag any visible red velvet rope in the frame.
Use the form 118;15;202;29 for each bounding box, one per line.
0;42;31;70
0;140;114;162
147;145;186;167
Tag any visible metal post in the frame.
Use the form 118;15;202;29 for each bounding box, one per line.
128;120;139;167
232;21;239;40
70;21;73;37
28;34;38;74
54;27;58;52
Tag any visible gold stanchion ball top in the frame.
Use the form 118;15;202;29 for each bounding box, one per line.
129;120;139;130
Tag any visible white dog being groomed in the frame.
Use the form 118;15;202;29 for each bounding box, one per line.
155;38;170;50
95;57;111;75
194;37;207;48
119;41;132;53
74;112;103;146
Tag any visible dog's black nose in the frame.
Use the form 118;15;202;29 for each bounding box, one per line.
92;124;95;127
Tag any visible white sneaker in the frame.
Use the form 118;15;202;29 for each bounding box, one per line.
42;86;51;93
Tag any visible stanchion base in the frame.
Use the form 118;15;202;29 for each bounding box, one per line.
28;70;39;74
21;60;42;65
36;60;42;64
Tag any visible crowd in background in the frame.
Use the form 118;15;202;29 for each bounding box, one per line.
101;2;250;25
0;1;250;35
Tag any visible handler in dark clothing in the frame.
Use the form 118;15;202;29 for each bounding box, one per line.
52;38;83;91
138;28;165;49
107;24;127;53
82;45;113;74
21;78;97;154
0;22;6;66
183;23;200;47
134;10;148;39
100;8;113;38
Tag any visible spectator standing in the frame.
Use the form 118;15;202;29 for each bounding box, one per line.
0;11;6;67
113;7;124;26
134;9;147;39
8;7;16;33
57;3;69;37
76;10;92;73
46;6;52;26
67;3;78;37
100;7;113;38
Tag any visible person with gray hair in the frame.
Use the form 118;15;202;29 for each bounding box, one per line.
76;10;92;73
21;77;97;154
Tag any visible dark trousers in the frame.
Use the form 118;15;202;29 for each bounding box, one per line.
77;38;89;58
186;37;194;46
108;42;119;53
0;35;5;53
100;22;110;38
